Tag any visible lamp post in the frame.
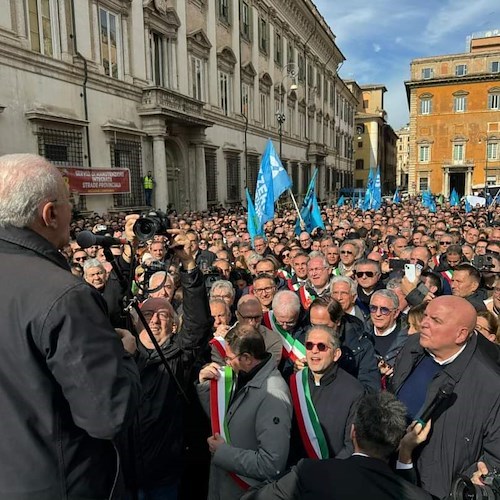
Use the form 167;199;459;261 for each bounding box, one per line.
276;63;298;159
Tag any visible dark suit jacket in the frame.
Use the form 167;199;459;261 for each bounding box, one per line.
243;455;435;500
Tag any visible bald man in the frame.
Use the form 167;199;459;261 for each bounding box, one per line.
391;296;500;499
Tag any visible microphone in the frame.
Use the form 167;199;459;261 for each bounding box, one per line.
416;382;454;425
77;230;127;249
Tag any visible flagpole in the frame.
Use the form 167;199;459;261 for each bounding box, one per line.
288;188;305;228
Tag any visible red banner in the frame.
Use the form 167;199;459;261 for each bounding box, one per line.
58;167;131;195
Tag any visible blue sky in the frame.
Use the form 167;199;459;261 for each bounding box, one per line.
314;0;499;130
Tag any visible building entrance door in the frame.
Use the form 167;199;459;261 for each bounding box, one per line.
449;172;465;196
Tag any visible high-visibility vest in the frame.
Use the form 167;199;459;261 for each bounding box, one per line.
143;176;153;189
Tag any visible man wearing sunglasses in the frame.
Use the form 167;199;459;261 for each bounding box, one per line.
354;259;384;317
288;325;364;464
367;290;408;374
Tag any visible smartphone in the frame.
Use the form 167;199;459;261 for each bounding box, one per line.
416;281;429;296
389;258;409;271
405;263;417;283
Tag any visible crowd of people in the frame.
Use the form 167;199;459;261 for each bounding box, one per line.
1;153;500;500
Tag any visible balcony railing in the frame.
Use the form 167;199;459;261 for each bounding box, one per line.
140;86;205;119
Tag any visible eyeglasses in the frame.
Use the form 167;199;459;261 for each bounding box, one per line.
369;305;395;316
305;341;332;352
340;250;353;255
356;271;376;278
238;313;263;321
253;286;275;294
142;311;171;322
212;294;232;300
427;245;437;250
73;256;87;262
276;319;297;327
440;241;452;245
476;324;493;336
225;352;246;363
308;267;327;273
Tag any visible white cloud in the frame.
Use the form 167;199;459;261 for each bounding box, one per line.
373;43;381;53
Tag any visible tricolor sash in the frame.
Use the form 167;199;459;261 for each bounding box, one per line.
210;366;251;490
209;336;228;359
289;367;329;460
441;269;453;284
298;285;316;310
262;311;306;362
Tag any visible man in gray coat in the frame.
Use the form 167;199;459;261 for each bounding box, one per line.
198;324;292;499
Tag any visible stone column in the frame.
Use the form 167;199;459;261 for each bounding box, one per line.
152;136;168;211
191;137;208;210
443;168;449;197
144;26;152;82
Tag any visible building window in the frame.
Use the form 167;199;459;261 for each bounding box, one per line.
419;145;430;163
274;32;282;66
205;150;218;205
99;7;122;79
453;143;464;162
488;142;499;161
241;83;253;120
317;73;322;99
453;95;467;112
240;1;250;40
190;56;205;101
455;64;467;76
287;41;294;65
421;67;434;79
149;32;174;88
219;71;231;115
247;154;259;197
491;61;500;73
226;153;241;202
419;177;429;191
260;92;269;127
355;159;364;170
218;0;229;23
488;90;500;110
111;138;143;207
298;53;305;82
308;64;315;88
28;0;58;56
258;18;268;54
420;97;432;115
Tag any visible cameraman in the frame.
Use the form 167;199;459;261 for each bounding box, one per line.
122;217;213;499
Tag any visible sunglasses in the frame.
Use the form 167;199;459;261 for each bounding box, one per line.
305;341;332;352
369;305;395;316
356;271;376;278
340;250;353;255
440;241;452;245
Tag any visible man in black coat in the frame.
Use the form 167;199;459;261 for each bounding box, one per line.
187;230;216;271
391;296;500;499
243;392;434;500
122;223;213;498
0;154;140;499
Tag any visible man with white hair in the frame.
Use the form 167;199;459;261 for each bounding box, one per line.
0;154;140;499
297;252;332;309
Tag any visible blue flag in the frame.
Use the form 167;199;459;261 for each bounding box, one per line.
393;188;401;204
422;189;436;212
450;188;460;207
371;167;382;210
362;169;374;211
245;188;261;243
295;169;325;234
465;197;472;213
487;192;493;206
337;195;345;207
254;139;292;228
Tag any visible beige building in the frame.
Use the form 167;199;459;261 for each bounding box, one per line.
346;82;397;194
0;0;355;213
405;31;500;196
395;124;410;189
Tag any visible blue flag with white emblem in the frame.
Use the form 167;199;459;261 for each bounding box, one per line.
245;188;261;242
295;168;325;234
254;139;292;228
450;188;460;207
393;188;401;204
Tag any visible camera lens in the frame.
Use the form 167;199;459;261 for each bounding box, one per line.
134;218;158;241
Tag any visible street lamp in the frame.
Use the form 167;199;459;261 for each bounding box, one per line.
276;63;298;159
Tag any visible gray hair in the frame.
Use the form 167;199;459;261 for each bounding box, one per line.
0;154;61;228
209;298;231;317
307;251;329;268
330;275;357;295
272;290;301;314
355;259;381;274
209;280;235;299
305;325;340;350
83;258;105;274
149;271;174;289
371;289;399;310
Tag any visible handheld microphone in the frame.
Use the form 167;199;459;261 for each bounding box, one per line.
416;382;454;425
77;230;127;249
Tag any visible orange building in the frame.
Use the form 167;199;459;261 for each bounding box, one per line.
405;32;500;196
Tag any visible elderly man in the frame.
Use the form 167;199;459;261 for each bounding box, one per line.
0;154;140;499
148;270;176;302
124;224;213;499
198;325;292;500
331;276;367;323
354;259;385;316
297;252;332;309
288;325;364;463
451;263;487;312
368;290;408;371
210;298;232;337
338;241;358;277
298;231;312;252
392;296;500;499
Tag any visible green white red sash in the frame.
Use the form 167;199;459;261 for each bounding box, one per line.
442;269;453;284
262;311;306;362
210;366;251;490
289;367;329;460
298;285;316;310
209;336;228;359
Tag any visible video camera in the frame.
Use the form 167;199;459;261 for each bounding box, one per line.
472;254;495;272
450;470;500;500
204;266;222;293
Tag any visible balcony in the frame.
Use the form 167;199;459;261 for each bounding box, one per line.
442;159;475;168
308;142;327;158
138;86;212;127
